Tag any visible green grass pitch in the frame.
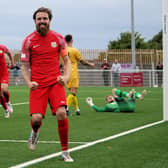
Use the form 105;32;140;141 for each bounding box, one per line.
0;86;167;168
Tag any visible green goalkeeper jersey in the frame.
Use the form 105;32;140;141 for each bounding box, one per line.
92;102;120;112
116;98;135;112
114;89;136;112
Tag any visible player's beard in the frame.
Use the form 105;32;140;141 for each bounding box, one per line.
36;23;49;36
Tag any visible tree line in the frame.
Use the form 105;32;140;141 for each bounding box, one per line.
108;30;162;50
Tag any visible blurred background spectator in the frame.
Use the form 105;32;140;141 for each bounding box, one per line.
156;62;163;87
111;59;121;87
101;59;110;86
11;64;20;85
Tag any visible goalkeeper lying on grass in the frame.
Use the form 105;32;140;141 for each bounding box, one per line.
86;88;147;112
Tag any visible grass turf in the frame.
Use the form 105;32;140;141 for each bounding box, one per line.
0;86;164;168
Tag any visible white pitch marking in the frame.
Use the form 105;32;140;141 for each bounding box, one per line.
9;120;165;168
0;139;87;144
0;102;29;108
11;102;29;106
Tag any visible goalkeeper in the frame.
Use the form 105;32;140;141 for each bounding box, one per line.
112;88;146;112
86;88;146;112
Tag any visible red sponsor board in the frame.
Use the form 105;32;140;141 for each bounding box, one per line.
120;72;143;87
120;73;132;87
132;72;143;86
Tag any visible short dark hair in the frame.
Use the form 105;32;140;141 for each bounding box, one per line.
33;7;53;20
64;34;73;43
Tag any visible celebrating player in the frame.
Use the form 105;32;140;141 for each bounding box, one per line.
86;88;147;112
0;44;14;118
21;7;73;162
64;34;95;116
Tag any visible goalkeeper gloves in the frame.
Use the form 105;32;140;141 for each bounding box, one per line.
86;97;94;107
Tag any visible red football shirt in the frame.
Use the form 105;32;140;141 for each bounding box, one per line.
0;45;9;78
21;30;68;88
0;44;9;66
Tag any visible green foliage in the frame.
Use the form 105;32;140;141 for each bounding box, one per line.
148;31;162;49
108;31;162;50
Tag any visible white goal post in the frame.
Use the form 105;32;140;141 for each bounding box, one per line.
163;0;168;120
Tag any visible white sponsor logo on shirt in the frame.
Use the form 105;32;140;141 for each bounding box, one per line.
21;53;26;58
51;42;57;48
2;79;7;83
33;44;40;48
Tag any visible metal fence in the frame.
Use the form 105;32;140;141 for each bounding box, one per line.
9;69;163;88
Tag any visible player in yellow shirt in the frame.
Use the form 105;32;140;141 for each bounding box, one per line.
64;34;94;116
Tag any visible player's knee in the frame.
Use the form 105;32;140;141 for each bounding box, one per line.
70;88;77;95
31;113;43;123
1;86;8;92
56;106;66;120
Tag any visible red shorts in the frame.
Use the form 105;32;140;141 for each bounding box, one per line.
29;83;67;116
1;68;9;84
0;67;1;92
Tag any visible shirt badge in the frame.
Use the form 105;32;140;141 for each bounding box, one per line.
51;42;57;48
21;53;26;58
0;50;3;54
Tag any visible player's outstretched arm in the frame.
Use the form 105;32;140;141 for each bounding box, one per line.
86;97;107;112
80;59;95;67
92;105;108;112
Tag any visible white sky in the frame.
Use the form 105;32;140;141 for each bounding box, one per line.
0;0;162;50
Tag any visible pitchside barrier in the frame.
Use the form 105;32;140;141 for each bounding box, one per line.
8;69;163;87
